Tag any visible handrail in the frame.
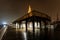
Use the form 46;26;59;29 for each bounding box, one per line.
0;26;8;40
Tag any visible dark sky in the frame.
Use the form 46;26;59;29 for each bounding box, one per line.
0;0;60;24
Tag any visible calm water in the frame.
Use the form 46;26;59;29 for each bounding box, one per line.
2;27;56;40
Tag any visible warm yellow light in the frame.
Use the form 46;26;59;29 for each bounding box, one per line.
28;5;32;13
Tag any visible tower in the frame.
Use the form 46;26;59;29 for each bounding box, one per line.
28;5;32;13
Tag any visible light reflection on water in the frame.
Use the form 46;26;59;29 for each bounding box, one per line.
35;29;40;36
16;28;54;40
22;32;27;40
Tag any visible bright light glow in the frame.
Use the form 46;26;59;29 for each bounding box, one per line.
38;22;40;28
22;24;26;28
2;22;7;25
51;25;54;29
35;22;37;28
16;23;18;28
27;22;33;31
20;22;41;31
35;22;40;28
20;23;26;29
28;5;32;13
16;23;19;28
3;25;6;27
29;22;32;28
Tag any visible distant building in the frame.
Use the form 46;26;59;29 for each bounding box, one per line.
51;10;60;30
51;21;60;30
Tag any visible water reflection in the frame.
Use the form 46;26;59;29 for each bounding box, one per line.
22;32;27;40
20;29;42;40
1;25;55;40
15;27;54;40
35;29;40;36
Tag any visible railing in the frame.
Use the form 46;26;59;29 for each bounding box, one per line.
0;26;8;40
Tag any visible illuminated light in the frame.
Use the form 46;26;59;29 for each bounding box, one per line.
16;23;18;28
3;24;6;27
38;22;40;28
20;23;26;31
22;24;26;28
2;22;7;27
2;22;7;25
28;5;32;13
35;22;37;28
29;22;32;28
16;23;19;31
51;25;54;29
27;22;33;31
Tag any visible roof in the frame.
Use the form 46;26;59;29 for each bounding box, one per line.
13;10;51;24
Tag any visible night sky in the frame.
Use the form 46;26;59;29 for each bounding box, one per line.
0;0;60;24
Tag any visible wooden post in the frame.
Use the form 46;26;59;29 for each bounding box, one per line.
32;16;35;33
37;18;38;28
39;18;41;31
26;20;27;32
44;21;48;40
32;16;35;40
39;21;42;40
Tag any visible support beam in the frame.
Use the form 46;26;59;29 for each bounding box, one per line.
32;16;35;39
37;18;38;28
26;20;27;32
44;21;48;40
39;21;42;40
19;23;21;29
40;21;41;31
32;16;35;33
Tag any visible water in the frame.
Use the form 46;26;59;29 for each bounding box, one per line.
2;27;55;40
15;28;54;40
